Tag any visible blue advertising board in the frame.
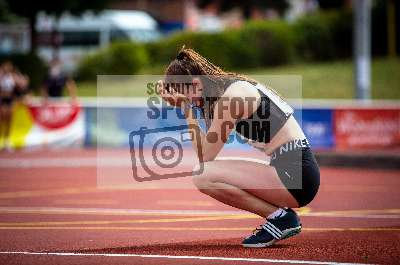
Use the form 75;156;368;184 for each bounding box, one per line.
85;105;200;148
294;108;334;149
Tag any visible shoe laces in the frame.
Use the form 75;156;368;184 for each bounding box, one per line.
251;225;264;236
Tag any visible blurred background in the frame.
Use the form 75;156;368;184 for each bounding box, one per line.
0;0;399;155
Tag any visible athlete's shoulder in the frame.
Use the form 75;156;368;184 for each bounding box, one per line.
223;80;260;119
224;80;259;99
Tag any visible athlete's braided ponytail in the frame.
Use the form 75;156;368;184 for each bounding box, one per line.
164;46;256;129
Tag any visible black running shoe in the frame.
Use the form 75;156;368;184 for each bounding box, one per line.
242;208;302;248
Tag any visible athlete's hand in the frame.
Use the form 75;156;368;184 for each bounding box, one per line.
156;80;189;108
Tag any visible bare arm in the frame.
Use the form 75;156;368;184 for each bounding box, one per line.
66;78;77;101
41;84;48;101
160;81;259;162
183;96;242;161
13;72;29;90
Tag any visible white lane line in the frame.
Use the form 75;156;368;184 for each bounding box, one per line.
0;251;372;265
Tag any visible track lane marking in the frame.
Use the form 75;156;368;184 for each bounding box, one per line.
0;215;256;226
0;207;398;219
0;251;375;264
0;185;169;199
0;187;99;199
0;207;251;216
0;226;398;232
52;199;118;206
156;200;215;207
306;209;400;215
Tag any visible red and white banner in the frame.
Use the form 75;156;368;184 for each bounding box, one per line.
28;102;81;130
334;109;400;149
5;101;85;149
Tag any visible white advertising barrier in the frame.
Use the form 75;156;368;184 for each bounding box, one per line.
3;101;85;149
82;97;400;150
4;97;399;150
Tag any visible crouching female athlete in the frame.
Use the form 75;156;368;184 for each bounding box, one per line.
158;48;320;248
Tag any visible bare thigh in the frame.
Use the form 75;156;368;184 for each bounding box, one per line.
194;158;299;208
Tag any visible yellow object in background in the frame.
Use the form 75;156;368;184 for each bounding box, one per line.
8;102;34;149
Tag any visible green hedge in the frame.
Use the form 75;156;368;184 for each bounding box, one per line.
0;53;47;90
76;41;148;81
143;11;350;69
294;11;352;61
145;30;248;69
145;20;294;70
76;10;354;78
240;21;295;67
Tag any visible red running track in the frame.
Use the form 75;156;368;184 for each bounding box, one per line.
0;149;399;265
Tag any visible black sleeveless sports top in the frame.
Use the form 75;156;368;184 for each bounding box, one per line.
234;81;294;143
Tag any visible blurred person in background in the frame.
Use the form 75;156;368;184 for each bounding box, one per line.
0;61;29;150
12;69;30;104
41;58;77;102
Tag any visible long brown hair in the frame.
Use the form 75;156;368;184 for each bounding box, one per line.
164;47;256;129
